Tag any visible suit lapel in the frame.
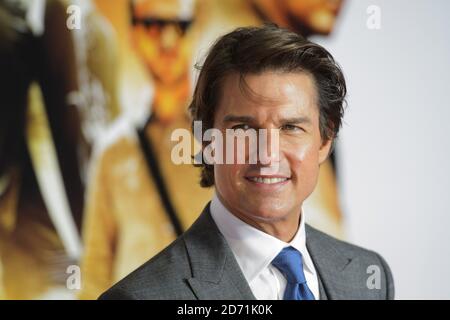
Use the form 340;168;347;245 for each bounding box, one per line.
317;271;329;300
306;224;357;300
183;205;365;300
183;203;255;300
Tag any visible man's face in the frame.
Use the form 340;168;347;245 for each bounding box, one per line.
213;71;332;225
131;0;194;83
251;0;343;36
283;0;343;35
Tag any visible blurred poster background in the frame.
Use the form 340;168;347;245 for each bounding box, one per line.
0;0;449;300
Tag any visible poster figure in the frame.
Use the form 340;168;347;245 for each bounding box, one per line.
0;0;84;299
0;0;119;299
79;0;213;299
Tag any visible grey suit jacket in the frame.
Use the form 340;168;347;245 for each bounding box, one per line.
99;203;394;300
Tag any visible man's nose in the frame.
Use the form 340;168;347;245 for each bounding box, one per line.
160;24;180;51
249;128;281;166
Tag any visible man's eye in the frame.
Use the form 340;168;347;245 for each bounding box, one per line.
281;124;302;131
231;124;251;131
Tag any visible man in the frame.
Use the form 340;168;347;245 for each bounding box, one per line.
195;0;347;240
100;24;394;300
78;0;214;299
249;0;344;37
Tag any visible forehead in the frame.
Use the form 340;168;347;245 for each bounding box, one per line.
216;71;318;120
133;0;195;19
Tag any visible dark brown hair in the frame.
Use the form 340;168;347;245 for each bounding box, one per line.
189;23;347;187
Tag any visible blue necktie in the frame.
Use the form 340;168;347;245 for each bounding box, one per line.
272;246;315;300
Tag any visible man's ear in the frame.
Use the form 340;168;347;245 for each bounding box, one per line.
318;138;333;164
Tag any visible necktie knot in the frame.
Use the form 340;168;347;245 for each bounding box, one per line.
272;246;315;300
272;246;306;284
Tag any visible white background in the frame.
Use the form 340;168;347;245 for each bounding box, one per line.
313;0;450;299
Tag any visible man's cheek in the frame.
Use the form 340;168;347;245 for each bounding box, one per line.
233;165;247;189
288;143;314;164
287;144;321;186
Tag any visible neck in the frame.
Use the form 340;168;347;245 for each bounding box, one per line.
216;193;301;243
151;73;190;125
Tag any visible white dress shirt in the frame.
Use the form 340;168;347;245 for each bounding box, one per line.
210;193;320;300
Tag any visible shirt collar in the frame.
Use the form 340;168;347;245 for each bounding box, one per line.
210;193;315;284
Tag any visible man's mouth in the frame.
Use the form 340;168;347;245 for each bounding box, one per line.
245;176;290;184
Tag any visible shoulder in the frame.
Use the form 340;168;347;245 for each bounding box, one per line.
98;236;195;300
87;117;146;183
306;224;380;259
306;224;395;299
92;116;140;162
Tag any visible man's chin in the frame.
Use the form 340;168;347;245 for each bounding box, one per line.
244;204;292;222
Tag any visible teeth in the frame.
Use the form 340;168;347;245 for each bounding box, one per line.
248;177;288;184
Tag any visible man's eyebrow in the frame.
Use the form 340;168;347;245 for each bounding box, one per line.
279;116;312;125
222;115;313;126
222;115;255;123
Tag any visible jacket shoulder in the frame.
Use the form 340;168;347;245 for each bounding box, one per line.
306;224;377;257
306;224;395;299
98;236;195;300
